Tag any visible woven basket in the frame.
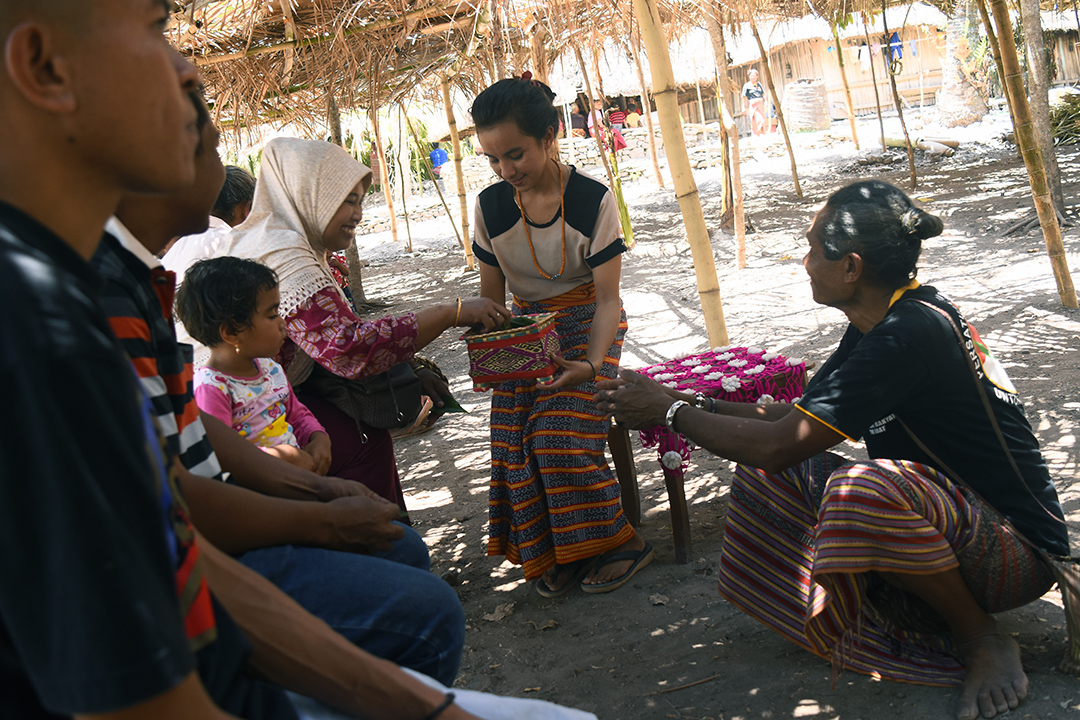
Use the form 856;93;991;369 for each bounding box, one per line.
463;313;560;391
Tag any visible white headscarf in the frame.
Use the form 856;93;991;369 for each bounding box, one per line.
168;137;371;382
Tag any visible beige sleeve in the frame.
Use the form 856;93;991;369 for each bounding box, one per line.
472;195;494;255
588;191;624;260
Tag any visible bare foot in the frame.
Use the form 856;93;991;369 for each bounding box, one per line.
582;534;646;586
956;627;1028;720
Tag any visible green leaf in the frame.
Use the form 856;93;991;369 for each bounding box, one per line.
438;394;468;413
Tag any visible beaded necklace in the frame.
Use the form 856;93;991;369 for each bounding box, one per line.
514;160;566;281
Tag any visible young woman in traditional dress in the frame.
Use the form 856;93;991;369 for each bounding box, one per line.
470;75;653;597
599;180;1069;720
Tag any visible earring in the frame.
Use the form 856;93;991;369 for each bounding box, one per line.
234;344;241;354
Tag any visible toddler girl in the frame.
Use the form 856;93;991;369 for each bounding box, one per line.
176;256;332;474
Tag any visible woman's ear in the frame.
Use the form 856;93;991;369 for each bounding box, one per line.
844;253;864;283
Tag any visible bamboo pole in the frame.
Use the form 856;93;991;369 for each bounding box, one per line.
974;0;1021;160
574;44;617;192
631;0;729;346
562;101;576;165
694;75;710;169
440;77;473;269
403;113;469;260
881;6;916;189
830;21;860;149
396;106;413;252
988;0;1077;309
707;10;746;268
369;106;400;244
862;15;887;151
749;18;802;200
632;28;665;188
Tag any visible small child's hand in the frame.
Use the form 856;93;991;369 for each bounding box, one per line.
305;432;333;476
263;443;317;473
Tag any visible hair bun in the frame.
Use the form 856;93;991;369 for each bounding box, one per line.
901;208;943;241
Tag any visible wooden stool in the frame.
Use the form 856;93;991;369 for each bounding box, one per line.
608;424;692;564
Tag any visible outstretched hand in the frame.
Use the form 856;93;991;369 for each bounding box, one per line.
536;353;595;391
456;298;511;332
594;368;682;429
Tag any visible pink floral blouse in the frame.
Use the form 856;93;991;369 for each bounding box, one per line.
282;286;418;379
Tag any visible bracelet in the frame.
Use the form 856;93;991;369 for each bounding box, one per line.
584;358;597;379
454;297;462;326
710;397;717;414
665;400;690;432
422;692;456;720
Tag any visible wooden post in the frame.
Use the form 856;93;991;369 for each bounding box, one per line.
562;101;576;165
631;0;729;346
831;21;860;149
489;0;506;80
988;0;1078;309
862;15;887;151
707;9;746;268
404;113;472;268
441;77;473;268
632;26;665;188
881;6;916;189
695;75;710;169
396;107;413;252
974;0;1021;162
574;44;617;192
749;18;802;199
369;106;400;244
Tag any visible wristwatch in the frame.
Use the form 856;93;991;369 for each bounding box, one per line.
665;400;690;433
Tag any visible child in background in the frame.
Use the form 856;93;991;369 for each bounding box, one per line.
176;256;333;474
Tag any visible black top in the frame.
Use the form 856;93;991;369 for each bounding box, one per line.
797;284;1068;556
742;81;765;101
0;202;296;719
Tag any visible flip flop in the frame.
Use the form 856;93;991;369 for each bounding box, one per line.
534;558;596;598
580;541;655;594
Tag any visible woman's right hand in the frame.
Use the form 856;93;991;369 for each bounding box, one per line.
455;298;511;331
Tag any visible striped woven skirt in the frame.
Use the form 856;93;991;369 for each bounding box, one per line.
486;283;634;580
717;454;1053;685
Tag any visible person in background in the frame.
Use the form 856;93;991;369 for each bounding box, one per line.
570;100;588;138
742;68;766;136
213;165;257;227
585;97;605;137
429;142;449;180
623;102;641;129
607;104;625;132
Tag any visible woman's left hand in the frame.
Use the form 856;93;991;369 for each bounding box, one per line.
415;367;450;409
537;354;596;391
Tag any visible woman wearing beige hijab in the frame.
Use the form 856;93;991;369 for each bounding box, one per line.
171;137;509;507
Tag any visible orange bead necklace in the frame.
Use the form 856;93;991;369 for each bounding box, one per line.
515;160;566;281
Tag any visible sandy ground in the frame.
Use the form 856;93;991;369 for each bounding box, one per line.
353;107;1080;720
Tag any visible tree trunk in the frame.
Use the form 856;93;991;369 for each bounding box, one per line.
750;18;802;199
440;77;474;269
631;0;729;345
489;0;506;80
988;0;1077;309
881;4;917;189
396;107;413;252
328;95;343;147
574;44;617;192
702;0;746;265
1018;0;1065;213
830;20;859;149
631;29;665;188
937;3;988;127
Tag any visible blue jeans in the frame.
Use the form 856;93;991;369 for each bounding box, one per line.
239;522;464;686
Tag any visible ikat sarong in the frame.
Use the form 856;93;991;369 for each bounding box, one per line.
717;454;1054;685
487;284;633;580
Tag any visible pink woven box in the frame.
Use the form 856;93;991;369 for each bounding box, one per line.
463;313;561;391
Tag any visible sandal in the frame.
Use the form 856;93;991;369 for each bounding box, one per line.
390;396;436;440
534;558;596;598
581;541;655;594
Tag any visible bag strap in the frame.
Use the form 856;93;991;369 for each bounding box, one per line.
907;298;1074;534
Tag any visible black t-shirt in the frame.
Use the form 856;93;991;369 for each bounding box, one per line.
0;202;296;719
797;284;1068;556
742;81;765;101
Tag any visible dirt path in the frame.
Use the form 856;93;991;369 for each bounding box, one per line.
356;109;1080;720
